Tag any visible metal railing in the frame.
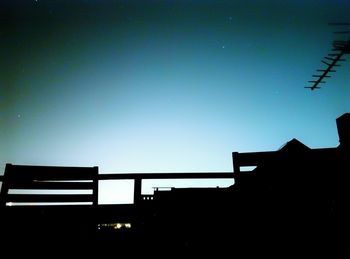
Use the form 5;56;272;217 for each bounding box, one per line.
98;172;234;204
0;171;234;205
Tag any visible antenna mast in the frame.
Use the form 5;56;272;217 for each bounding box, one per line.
306;23;350;90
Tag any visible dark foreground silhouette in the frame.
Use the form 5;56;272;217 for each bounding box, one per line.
1;113;349;257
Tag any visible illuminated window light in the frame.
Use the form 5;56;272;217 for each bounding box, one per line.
97;222;132;230
125;223;131;229
115;223;122;229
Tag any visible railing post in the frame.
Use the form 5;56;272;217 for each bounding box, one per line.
134;178;142;205
93;166;99;206
232;152;241;173
0;163;12;207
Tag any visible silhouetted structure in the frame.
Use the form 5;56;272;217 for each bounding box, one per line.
229;113;350;256
144;113;350;256
0;113;349;256
0;164;99;206
0;165;99;256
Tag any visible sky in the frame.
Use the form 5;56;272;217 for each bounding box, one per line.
1;0;350;204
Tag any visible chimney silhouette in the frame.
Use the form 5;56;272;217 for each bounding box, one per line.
336;113;350;148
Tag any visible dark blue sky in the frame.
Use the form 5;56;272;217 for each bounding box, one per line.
1;0;350;202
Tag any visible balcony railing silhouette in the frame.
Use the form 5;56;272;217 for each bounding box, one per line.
0;165;234;206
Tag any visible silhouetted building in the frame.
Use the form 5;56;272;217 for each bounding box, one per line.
151;113;350;256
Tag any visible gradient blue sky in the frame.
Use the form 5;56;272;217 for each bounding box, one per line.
1;0;350;203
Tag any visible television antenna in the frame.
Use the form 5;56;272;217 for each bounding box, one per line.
306;23;350;90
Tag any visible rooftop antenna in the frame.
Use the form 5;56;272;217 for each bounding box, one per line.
306;23;350;91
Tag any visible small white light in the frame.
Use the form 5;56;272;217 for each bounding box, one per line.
125;223;131;229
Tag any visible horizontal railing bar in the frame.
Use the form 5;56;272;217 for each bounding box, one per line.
6;194;94;203
98;172;234;180
8;181;94;190
6;171;96;181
